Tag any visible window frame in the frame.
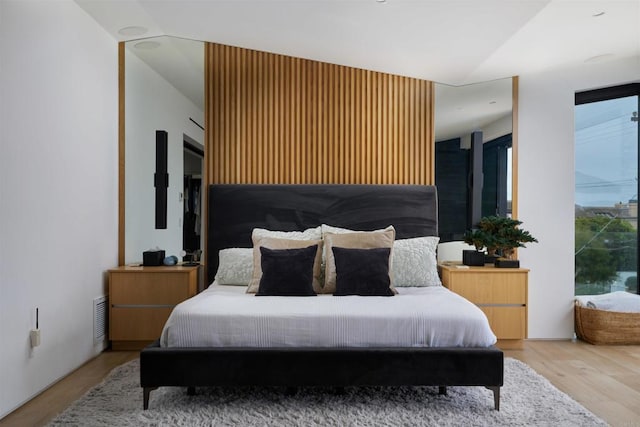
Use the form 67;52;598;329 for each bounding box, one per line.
575;83;640;295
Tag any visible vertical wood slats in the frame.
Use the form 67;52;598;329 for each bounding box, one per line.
205;42;434;185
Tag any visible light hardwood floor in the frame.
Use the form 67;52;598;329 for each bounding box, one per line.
0;351;138;427
1;341;639;426
506;340;640;427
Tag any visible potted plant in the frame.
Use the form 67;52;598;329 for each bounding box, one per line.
464;216;538;268
461;229;492;266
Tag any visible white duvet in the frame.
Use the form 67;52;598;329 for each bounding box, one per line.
160;283;497;348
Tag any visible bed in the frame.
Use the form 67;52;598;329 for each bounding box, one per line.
140;184;504;410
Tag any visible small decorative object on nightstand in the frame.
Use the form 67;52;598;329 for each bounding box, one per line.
462;249;486;266
108;265;198;350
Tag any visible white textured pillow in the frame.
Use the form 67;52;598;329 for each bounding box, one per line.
252;226;322;241
321;224;394;238
391;236;442;287
214;248;254;285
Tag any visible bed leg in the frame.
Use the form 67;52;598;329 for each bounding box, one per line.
143;387;158;410
438;386;447;396
486;386;500;410
187;386;196;396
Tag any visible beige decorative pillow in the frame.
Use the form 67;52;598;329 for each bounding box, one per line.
323;228;396;294
247;236;324;294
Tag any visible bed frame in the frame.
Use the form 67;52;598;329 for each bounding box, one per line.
140;184;504;410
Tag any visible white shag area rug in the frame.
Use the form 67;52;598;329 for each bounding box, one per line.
48;358;606;426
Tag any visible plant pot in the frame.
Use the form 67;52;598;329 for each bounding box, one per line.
484;254;500;265
462;250;486;266
495;258;520;268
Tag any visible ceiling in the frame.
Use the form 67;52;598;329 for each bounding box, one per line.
75;0;640;140
75;0;640;85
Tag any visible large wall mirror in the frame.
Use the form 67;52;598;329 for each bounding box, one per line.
121;36;205;265
119;37;514;261
434;78;515;241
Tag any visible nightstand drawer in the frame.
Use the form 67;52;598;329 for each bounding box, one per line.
109;307;174;340
108;265;199;349
110;272;191;305
446;277;526;305
480;306;526;339
439;264;529;343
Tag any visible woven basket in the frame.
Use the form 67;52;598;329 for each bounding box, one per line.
575;302;640;345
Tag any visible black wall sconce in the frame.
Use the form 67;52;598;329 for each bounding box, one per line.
155;130;168;229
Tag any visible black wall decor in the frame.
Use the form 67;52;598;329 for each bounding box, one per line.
155;130;169;229
468;130;484;229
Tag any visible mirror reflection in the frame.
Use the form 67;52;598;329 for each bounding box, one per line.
121;37;512;259
124;36;205;264
434;78;513;241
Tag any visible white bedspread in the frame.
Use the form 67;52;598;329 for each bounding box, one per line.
160;283;497;348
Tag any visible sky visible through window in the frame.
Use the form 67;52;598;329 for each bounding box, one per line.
575;96;638;208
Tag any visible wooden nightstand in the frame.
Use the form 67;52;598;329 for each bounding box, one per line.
108;265;199;350
438;264;529;349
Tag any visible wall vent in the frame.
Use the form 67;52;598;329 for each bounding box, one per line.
94;296;107;343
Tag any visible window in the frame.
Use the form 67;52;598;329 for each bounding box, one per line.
435;134;512;242
575;84;640;295
482;134;512;218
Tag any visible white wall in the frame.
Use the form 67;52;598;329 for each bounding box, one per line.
0;1;118;418
124;49;204;264
459;113;512;149
518;55;640;338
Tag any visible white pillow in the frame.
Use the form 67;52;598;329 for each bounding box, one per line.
391;236;442;287
252;226;322;241
214;248;253;285
321;224;394;238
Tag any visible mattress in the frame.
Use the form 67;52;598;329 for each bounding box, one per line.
160;283;496;348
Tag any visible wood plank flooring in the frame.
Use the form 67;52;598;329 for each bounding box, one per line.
0;351;138;427
505;340;640;426
1;340;639;426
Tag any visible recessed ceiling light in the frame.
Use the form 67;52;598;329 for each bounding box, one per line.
118;26;148;36
584;53;614;63
592;11;605;17
134;41;161;50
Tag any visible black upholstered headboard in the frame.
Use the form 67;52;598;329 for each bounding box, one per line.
206;184;438;285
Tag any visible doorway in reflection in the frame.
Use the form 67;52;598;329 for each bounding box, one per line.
183;139;204;262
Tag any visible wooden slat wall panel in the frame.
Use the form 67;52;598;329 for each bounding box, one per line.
205;42;434;185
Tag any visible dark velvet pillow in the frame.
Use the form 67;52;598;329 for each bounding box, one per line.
256;245;318;296
332;246;394;296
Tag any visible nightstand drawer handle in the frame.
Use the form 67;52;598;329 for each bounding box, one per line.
477;303;525;307
112;304;176;308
